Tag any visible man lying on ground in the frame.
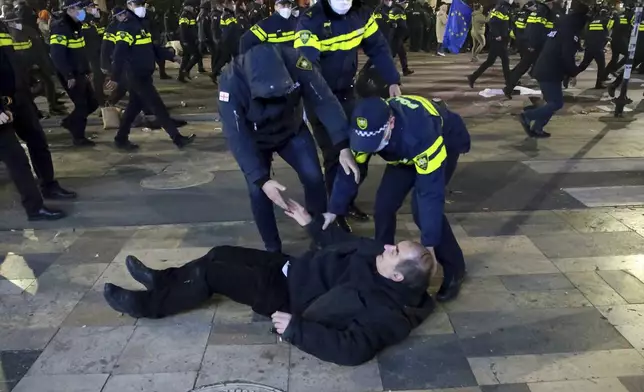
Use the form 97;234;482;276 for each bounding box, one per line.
103;199;436;366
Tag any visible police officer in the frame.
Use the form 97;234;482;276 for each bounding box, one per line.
108;0;196;150
604;6;631;79
198;1;216;76
209;0;224;82
0;20;68;221
468;0;512;88
407;0;423;52
247;0;269;25
512;1;533;58
388;0;413;75
295;0;402;231
178;0;201;82
82;0;106;106
503;0;554;98
211;0;242;78
218;44;359;254
101;7;128;104
240;0;297;54
608;15;644;97
235;0;251;31
50;0;98;146
518;3;588;138
143;2;170;79
357;0;390;73
327;95;470;302
420;2;434;53
577;7;609;89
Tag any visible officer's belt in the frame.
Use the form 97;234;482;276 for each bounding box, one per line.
12;40;32;50
49;34;86;48
294;14;379;52
179;17;197;25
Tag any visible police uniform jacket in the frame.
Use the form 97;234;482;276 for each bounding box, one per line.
330;95;470;247
248;1;269;25
217;44;350;188
531;12;585;82
221;7;242;55
512;8;529;41
100;19;118;72
488;1;512;40
373;4;390;38
179;8;198;44
198;7;214;43
111;10;175;82
585;14;610;47
611;11;631;49
525;2;553;50
236;8;251;31
241;12;297;54
387;3;408;42
294;0;399;94
6;25;37;68
81;15;103;56
49;13;91;81
0;22;17;114
210;8;223;42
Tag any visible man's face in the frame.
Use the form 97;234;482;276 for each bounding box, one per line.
376;241;425;283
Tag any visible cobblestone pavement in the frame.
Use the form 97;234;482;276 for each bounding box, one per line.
1;52;644;391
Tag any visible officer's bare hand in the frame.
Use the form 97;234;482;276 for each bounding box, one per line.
339;148;360;183
262;180;289;210
0;111;13;125
389;83;402;97
322;212;337;230
67;78;76;89
105;80;118;91
284;199;312;226
86;73;93;81
271;311;292;334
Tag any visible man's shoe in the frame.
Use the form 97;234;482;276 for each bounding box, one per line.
198;68;207;73
467;74;475;89
607;84;617;98
518;113;533;137
173;133;196;148
436;272;466;302
336;216;352;233
103;283;145;318
532;129;551;138
347;204;369;221
159;73;171;80
28;206;66;221
177;72;188;83
41;182;77;200
403;68;414;76
503;86;513;100
73;137;96;147
126;255;158;290
114;139;140;151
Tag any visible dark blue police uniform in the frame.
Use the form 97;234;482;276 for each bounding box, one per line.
330;95;470;301
240;12;297;54
50;9;98;145
218;44;350;253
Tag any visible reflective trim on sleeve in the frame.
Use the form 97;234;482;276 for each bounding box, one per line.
250;24;267;41
49;34;68;46
413;136;447;175
115;31;134;45
0;32;14;47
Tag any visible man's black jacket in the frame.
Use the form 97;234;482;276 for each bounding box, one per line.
532;12;586;82
281;216;435;366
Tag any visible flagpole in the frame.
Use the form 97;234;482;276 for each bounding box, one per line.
613;1;644;117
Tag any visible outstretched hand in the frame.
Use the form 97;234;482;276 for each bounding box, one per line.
284;199;312;226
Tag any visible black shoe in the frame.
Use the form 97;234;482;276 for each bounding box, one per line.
503;86;513;100
563;76;570;89
177;72;188;83
607;84;617;98
114;139;140;151
159;73;171;80
172;119;188;128
73;137;96;147
593;83;606;90
336;216;352;233
198;68;207;73
173;133;196;148
518;113;532;137
41;182;77;200
436;272;466;302
103;283;145;318
27;206;66;221
126;255;158;290
532;129;551;138
403;68;415;76
467;74;475;89
347;204;369;221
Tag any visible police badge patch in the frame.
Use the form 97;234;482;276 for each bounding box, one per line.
120;32;127;38
299;31;310;44
356;117;368;130
415;154;428;171
56;35;64;42
296;56;312;71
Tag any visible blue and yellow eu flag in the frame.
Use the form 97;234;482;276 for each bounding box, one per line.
443;0;472;54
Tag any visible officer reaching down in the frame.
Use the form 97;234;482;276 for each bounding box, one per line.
217;44;360;255
326;95;471;302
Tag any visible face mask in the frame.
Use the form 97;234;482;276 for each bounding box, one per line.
292;9;299;16
277;7;291;18
76;9;86;21
11;23;23;30
329;0;351;15
134;6;146;17
374;122;393;152
385;1;392;6
508;0;514;4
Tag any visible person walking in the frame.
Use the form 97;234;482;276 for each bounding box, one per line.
435;3;447;56
470;3;485;61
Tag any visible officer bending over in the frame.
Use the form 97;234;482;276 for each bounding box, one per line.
240;0;297;54
107;0;196;150
104;199;435;366
217;44;360;254
328;95;471;302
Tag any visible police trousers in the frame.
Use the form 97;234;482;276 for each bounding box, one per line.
0;125;44;215
116;73;180;142
373;150;465;283
470;39;510;82
180;41;202;75
60;76;99;140
505;47;540;90
391;38;409;70
87;51;106;106
245;129;326;253
132;246;290;319
578;47;606;86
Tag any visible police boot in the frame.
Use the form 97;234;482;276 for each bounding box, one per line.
177;71;188;83
126;255;160;290
593;81;606;89
436;271;466;302
27;206;66;221
347;204;370;221
114;139;140;151
73;137;96;147
467;74;475;89
41;181;77;200
173;133;196;148
103;283;147;318
159;72;172;80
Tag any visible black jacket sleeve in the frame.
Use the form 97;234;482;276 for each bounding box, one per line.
49;23;74;80
562;32;581;77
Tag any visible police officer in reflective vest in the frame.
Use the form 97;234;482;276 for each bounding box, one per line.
388;0;413;76
295;0;402;231
212;0;242;79
81;0;107;107
108;0;195;150
49;0;99;146
327;95;470;302
178;0;201;82
240;0;297;54
577;7;610;89
604;6;631;79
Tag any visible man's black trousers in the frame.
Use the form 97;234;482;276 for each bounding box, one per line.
470;40;510;82
578;47;606;86
59;76;99;140
137;246;290;319
505;47;539;90
180;42;202;74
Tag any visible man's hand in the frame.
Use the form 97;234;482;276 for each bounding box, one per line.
173;55;182;63
322;212;337;230
495;36;502;41
284;199;312;226
67;78;76;89
0;111;13;125
389;83;402;97
87;73;93;81
105;80;118;91
527;47;535;52
271;311;292;334
101;68;109;75
339;148;360;183
262;180;288;210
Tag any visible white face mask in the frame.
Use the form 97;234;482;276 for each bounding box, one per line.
277;7;292;18
11;23;23;30
329;0;351;15
134;6;146;17
89;7;99;17
508;0;514;3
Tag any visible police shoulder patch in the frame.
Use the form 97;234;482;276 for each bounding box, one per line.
299;31;311;44
120;31;127;38
415;154;428;171
356;117;368;130
56;35;64;42
296;56;312;71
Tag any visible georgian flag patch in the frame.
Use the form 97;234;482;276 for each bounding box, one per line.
219;91;229;102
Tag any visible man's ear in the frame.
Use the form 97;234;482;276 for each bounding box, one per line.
392;271;404;283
